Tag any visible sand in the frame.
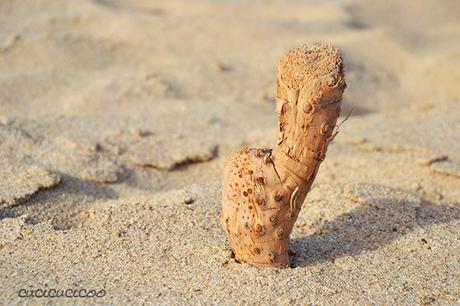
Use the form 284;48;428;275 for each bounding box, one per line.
0;0;459;304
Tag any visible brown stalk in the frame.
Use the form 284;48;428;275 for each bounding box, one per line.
221;43;346;268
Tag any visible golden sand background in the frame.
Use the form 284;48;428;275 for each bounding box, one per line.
1;0;459;304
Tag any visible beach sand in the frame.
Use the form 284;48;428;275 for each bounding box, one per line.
1;0;459;304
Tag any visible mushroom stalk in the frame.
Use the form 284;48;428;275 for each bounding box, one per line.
221;44;346;268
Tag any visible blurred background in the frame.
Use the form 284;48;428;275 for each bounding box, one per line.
1;0;459;226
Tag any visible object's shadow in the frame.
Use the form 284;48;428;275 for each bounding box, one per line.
290;190;460;268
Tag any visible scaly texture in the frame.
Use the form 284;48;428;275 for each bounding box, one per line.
221;43;346;268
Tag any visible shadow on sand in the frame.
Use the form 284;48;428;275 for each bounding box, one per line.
290;187;460;268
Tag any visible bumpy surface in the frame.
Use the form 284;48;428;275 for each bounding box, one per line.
0;160;61;207
221;44;346;267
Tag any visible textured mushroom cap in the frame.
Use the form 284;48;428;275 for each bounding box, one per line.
278;44;343;90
